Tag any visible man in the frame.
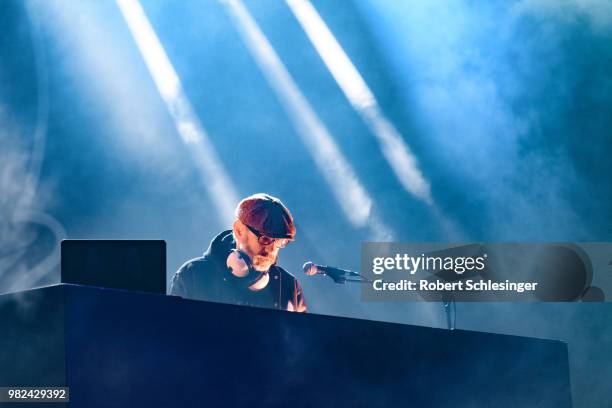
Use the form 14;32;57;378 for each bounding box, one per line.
170;193;307;312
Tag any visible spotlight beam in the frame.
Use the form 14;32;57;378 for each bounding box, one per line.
223;0;393;239
117;0;239;225
286;0;432;205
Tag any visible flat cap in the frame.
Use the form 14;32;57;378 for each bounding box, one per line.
235;193;296;239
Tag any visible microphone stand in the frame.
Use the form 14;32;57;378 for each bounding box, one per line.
442;294;456;331
318;267;456;331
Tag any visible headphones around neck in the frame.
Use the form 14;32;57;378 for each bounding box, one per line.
226;249;270;291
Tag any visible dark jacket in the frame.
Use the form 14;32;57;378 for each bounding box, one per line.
170;230;306;311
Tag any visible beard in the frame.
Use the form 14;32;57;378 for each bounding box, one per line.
252;254;277;272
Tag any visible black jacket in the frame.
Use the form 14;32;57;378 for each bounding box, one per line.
170;230;306;311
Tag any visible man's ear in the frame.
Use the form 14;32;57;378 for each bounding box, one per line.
232;219;244;240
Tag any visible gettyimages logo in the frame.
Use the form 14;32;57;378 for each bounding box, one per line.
372;253;487;275
361;243;610;302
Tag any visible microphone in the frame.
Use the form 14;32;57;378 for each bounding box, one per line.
302;261;360;283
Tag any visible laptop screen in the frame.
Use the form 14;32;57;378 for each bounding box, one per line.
61;240;166;294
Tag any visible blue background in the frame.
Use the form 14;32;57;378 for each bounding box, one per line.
1;1;611;406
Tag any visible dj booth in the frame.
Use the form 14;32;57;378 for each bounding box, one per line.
0;241;572;407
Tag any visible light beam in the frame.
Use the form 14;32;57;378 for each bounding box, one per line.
223;0;393;239
286;0;432;205
117;0;239;225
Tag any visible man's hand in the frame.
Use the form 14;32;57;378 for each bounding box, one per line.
287;298;307;312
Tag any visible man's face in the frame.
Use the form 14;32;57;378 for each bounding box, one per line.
235;222;281;272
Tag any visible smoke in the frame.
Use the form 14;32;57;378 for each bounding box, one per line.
513;0;612;32
0;106;65;294
348;3;612;407
27;0;193;188
0;0;68;294
355;0;612;241
0;109;37;215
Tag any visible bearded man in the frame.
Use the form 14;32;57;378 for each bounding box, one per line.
170;193;307;312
